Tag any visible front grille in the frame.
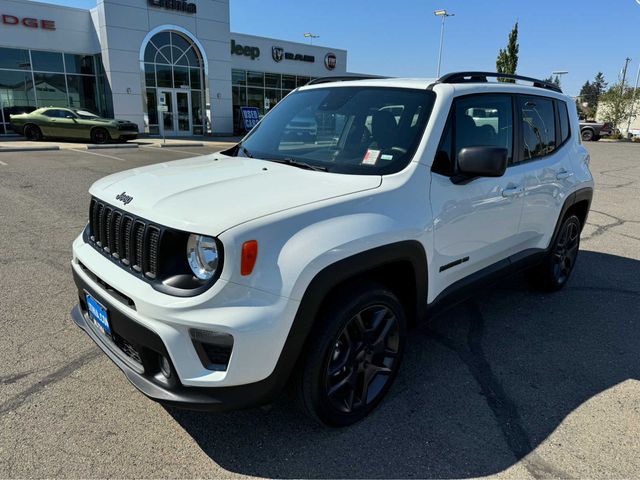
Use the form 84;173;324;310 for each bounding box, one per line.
88;198;163;279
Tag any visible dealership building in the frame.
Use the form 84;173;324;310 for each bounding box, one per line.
0;0;349;136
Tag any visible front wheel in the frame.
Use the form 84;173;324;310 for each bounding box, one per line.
91;128;111;144
295;281;406;427
527;214;581;291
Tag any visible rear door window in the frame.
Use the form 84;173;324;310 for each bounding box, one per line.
519;96;557;160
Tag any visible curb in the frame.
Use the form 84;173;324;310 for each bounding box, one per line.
155;143;205;148
87;143;140;150
0;146;61;153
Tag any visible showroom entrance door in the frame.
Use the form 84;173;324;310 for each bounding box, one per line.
159;89;192;136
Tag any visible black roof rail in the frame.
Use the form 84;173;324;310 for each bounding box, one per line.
306;75;388;86
436;71;563;93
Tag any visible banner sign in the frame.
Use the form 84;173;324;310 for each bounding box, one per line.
240;106;260;131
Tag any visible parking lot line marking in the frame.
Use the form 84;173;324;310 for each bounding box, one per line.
141;146;214;156
70;148;125;162
0;160;7;166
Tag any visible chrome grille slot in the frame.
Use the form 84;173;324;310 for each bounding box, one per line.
122;216;133;265
132;221;145;272
112;211;123;259
93;203;103;245
104;208;113;253
147;227;160;279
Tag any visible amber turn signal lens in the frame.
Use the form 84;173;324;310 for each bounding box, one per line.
241;240;258;276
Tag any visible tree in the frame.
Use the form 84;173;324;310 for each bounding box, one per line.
496;22;519;82
599;80;633;130
543;75;561;88
578;72;608;119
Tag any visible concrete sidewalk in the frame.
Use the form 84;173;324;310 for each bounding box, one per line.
0;135;241;152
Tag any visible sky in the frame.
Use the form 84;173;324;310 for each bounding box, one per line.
29;0;640;97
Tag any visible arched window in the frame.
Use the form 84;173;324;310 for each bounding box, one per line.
142;31;207;135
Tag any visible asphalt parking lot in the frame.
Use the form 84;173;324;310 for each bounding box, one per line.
0;141;639;478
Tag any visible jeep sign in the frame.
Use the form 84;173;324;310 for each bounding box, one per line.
231;39;260;60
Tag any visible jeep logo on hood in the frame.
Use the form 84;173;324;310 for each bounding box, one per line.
115;192;133;205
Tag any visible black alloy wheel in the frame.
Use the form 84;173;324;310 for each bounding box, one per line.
551;215;581;286
25;124;43;141
91;128;110;144
528;214;582;291
324;304;401;414
296;281;406;427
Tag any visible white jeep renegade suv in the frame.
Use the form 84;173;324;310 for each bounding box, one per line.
71;72;593;426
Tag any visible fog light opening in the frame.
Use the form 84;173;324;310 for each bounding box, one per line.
190;329;234;372
160;355;171;378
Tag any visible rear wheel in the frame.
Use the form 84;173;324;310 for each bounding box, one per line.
581;129;594;142
91;128;111;144
24;124;43;141
527;214;581;291
295;281;406;427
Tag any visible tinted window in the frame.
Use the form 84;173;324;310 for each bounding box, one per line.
558;101;571;144
0;47;31;70
239;87;436;175
520;96;556;160
30;50;64;72
433;94;513;176
43;109;68;118
33;73;68;107
64;54;95;75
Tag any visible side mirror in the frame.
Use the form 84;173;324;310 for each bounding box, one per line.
453;146;508;183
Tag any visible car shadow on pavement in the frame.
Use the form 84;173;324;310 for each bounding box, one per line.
167;250;640;478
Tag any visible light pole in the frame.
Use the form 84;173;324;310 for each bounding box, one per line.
625;63;640;137
434;9;454;78
303;33;319;45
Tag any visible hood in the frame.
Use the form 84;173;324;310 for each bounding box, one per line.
89;154;382;235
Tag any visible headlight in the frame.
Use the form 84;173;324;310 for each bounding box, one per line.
187;234;220;280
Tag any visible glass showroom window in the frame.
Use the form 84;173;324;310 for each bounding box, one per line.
143;31;207;135
231;69;315;133
0;47;104;135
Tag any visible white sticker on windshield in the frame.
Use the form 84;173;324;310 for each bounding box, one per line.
362;149;381;166
381;154;394;161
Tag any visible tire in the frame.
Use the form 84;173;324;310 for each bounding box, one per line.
91;128;111;144
581;129;594;142
527;214;581;292
295;280;407;427
24;124;43;141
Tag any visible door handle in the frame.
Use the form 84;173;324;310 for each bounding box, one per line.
556;170;574;180
502;186;524;198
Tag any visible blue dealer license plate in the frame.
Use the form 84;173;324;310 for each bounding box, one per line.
85;292;111;336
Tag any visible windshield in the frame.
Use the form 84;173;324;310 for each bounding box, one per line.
74;110;99;119
237;86;436;175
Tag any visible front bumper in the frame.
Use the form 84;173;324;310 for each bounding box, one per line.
71;269;288;411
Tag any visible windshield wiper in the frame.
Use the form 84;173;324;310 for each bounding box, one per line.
239;145;253;158
267;158;328;172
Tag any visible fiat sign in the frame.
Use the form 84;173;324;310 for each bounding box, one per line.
324;52;337;70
